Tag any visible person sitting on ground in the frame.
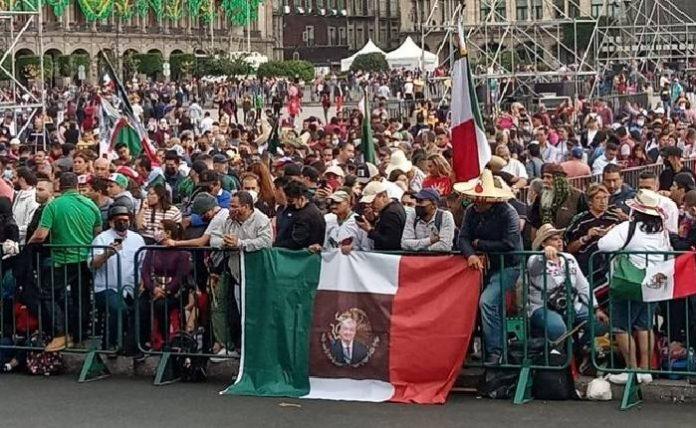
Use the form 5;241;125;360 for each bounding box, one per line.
400;187;455;252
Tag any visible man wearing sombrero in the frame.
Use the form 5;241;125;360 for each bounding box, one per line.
455;169;523;364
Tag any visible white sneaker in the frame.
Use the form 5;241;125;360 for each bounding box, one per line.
607;372;629;385
210;347;230;363
638;373;653;384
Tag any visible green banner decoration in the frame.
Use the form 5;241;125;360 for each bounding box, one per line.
148;0;164;19
164;0;183;19
77;0;115;21
186;0;203;18
221;0;260;26
46;0;70;15
136;0;149;17
113;0;136;18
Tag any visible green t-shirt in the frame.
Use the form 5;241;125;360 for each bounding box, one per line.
40;189;102;266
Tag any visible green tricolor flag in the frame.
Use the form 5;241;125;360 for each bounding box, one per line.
223;248;481;404
361;89;377;164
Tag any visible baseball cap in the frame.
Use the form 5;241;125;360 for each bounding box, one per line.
77;174;93;185
9;138;20;146
329;190;351;203
355;162;379;184
212;153;229;164
359;181;388;203
191;192;219;216
108;173;129;189
571;147;584;159
414;187;441;203
324;165;345;178
284;162;302;177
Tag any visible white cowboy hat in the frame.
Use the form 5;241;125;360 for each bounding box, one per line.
532;223;566;251
453;169;514;202
627;189;664;218
385;149;413;176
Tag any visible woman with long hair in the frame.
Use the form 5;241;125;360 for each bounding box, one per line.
135;184;181;244
626;143;649;168
249;161;276;207
421;153;454;196
598;189;671;385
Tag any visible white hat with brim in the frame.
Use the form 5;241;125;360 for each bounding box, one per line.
385;149;413;176
532;224;566;251
626;189;664;218
453;169;515;202
325;165;345;178
359;181;388;203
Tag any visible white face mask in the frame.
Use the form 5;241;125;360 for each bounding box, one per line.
636;120;645;127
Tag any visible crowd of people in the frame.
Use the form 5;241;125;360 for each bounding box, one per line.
0;67;695;385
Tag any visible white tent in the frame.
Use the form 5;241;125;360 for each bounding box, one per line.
340;39;386;72
385;37;438;72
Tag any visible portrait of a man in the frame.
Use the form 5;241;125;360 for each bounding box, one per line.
329;317;369;366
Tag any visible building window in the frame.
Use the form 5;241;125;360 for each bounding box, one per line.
348;27;354;48
591;0;603;17
356;27;364;45
304;25;315;46
515;0;528;20
293;51;301;60
481;0;506;21
532;0;542;19
339;27;347;45
328;26;337;46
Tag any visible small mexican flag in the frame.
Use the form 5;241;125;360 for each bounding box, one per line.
641;253;696;302
222;249;481;404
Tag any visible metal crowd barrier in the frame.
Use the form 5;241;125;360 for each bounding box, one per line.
0;244;124;382
589;250;696;410
133;245;241;385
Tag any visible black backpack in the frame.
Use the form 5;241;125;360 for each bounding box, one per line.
168;331;207;382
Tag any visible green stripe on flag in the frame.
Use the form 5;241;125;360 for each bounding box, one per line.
362;89;377;164
465;58;485;130
118;124;143;157
225;248;321;397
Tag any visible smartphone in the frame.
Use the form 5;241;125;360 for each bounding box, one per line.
355;215;365;223
317;179;327;188
114;238;123;245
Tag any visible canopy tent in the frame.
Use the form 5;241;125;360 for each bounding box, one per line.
385;37;438;72
340;39;386;72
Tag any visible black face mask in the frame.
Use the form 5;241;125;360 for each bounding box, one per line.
114;220;129;233
415;206;429;220
165;166;177;176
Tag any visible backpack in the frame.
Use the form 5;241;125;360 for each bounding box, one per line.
26;333;63;376
510;338;578;400
477;368;519;399
168;330;208;382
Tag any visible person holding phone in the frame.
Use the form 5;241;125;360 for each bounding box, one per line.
310;190;369;254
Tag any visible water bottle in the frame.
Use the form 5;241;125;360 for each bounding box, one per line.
196;327;204;353
688;347;696;385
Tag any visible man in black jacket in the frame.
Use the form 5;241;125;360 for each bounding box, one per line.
357;181;406;251
274;180;325;250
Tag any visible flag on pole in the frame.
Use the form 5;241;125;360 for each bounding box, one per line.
98;52;159;165
223;249;481;404
360;88;377;164
450;23;491;181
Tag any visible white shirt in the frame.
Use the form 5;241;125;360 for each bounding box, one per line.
597;220;672;269
200;116;214;133
656;194;679;234
502;158;529;180
89;229;146;296
323;212;370;250
592;155;618;176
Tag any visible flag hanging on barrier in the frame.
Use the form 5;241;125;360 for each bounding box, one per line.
641;252;696;302
222;249;481;404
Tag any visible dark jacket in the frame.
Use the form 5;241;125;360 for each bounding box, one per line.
609;184;636;214
368;201;406;251
529;187;587;230
458;202;523;272
274;201;326;250
329;339;369;366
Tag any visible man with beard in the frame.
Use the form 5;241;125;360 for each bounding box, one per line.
529;163;587;229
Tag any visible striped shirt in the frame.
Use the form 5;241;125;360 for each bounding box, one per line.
564;209;622;279
138;205;182;239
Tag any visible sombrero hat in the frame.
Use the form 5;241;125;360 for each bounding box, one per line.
453;169;514;202
532;223;566;251
626;189;664;218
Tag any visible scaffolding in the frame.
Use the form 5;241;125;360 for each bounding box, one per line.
420;0;696;104
0;0;45;139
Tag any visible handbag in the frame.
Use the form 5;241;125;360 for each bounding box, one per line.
610;222;644;301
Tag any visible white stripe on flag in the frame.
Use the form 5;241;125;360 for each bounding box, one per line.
318;251;399;295
450;58;473;128
303;378;394;401
642;258;675;302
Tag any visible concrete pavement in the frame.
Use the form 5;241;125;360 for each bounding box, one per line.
2;374;696;427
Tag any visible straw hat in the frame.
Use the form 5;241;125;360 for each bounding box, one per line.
532;223;566;250
385;149;413;175
627;189;664;218
453;169;514;202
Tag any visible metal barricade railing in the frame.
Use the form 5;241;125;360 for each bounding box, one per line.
465;251;579;404
0;244;124;382
132;245;241;385
589;250;696;410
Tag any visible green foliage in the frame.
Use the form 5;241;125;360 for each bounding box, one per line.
134;52;164;76
221;0;260;25
256;60;314;82
15;55;53;81
0;53;12;81
349;52;388;73
195;56;253;77
170;53;197;79
56;54;90;77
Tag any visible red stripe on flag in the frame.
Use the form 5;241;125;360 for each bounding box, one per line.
451;119;481;182
673;252;696;300
388;255;481;404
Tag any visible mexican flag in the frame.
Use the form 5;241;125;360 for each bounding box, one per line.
641;253;696;302
360;88;377;164
222;249;481;404
450;32;490;181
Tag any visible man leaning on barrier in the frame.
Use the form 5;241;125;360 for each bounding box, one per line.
89;205;146;352
456;170;523;365
28;172;102;353
208;191;273;361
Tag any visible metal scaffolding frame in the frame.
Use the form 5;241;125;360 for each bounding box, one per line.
0;0;45;139
420;0;696;103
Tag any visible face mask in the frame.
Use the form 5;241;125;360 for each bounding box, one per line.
114;220;129;233
415;206;429;219
636;120;645;127
165;166;177;175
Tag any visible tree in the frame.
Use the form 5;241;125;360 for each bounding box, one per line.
256;60;314;82
350;53;389;73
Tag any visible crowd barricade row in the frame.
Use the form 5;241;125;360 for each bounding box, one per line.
589;250;696;410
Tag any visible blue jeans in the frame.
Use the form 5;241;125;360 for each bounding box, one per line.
530;307;588;341
94;290;127;349
480;267;520;358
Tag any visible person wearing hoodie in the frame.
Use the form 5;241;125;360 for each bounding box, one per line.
603;163;635;218
12;167;39;245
